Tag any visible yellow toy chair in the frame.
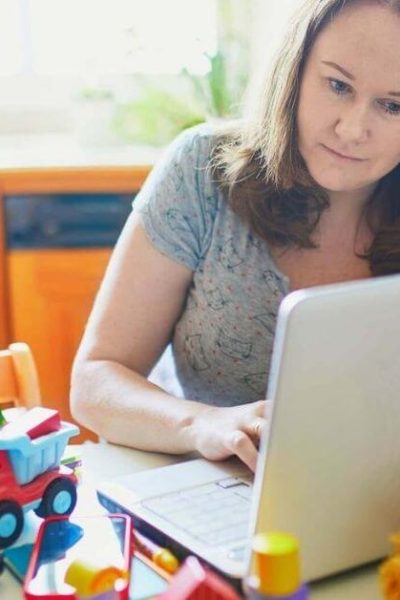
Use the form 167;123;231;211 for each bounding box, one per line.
0;343;41;409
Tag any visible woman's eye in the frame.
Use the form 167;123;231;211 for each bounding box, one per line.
328;78;350;95
379;100;400;116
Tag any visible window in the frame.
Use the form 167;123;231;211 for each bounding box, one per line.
0;0;24;76
0;1;298;137
6;0;217;77
0;0;221;134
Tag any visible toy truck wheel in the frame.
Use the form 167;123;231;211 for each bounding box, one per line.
35;477;77;518
0;500;24;549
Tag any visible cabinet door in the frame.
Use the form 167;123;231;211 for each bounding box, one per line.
7;248;112;442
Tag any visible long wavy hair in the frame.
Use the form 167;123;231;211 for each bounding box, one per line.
213;0;400;275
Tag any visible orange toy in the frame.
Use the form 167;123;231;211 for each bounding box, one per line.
65;558;129;597
380;533;400;600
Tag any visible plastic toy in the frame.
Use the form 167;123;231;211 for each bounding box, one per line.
64;557;128;597
159;555;241;599
61;450;83;483
245;532;308;600
24;514;131;600
133;530;179;574
0;406;79;549
3;406;61;439
380;532;400;600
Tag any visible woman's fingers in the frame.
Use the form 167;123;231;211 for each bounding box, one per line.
225;430;259;472
224;402;272;469
193;401;272;470
246;416;267;442
254;400;267;416
253;399;272;418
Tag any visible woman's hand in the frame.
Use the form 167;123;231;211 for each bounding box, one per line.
188;400;269;472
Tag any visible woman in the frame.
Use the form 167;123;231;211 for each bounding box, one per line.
71;0;400;471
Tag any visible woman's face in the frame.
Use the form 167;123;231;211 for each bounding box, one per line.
297;0;400;204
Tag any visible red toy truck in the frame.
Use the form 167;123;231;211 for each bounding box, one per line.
0;408;79;549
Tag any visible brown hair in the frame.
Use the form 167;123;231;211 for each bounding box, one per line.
214;0;400;275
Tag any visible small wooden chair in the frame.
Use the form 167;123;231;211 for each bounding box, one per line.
0;343;41;409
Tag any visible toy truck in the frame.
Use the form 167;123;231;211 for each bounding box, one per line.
0;408;79;549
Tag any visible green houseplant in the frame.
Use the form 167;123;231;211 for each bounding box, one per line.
112;0;252;145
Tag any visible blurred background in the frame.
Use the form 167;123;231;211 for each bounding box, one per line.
0;0;299;145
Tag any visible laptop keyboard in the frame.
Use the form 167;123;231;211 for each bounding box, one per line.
141;477;252;548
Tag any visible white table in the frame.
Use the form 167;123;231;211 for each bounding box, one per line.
0;442;381;599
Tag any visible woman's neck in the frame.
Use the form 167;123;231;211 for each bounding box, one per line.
325;183;377;218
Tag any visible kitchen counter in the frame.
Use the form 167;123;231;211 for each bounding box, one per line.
0;133;158;195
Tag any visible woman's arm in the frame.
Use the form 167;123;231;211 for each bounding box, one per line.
71;212;267;470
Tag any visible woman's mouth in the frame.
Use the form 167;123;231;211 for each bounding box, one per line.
321;144;365;162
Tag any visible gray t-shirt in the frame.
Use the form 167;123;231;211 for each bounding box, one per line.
134;124;290;406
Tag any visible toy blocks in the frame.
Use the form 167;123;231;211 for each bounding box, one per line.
1;406;60;439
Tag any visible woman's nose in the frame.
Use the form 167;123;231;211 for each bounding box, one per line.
334;101;371;145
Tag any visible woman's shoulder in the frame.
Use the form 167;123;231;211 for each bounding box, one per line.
134;123;230;272
171;121;235;166
177;121;222;144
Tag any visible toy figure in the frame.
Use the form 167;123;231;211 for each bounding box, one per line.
245;532;308;600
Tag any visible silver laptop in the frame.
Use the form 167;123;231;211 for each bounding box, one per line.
97;274;400;584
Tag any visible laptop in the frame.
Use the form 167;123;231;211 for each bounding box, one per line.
97;274;400;584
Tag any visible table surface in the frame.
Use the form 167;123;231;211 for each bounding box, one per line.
0;442;381;599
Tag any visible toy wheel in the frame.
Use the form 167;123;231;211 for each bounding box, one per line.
0;500;24;549
34;477;77;518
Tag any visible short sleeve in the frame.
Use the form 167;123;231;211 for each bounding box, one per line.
133;124;218;271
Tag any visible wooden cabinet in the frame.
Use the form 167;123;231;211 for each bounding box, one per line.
0;165;150;442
